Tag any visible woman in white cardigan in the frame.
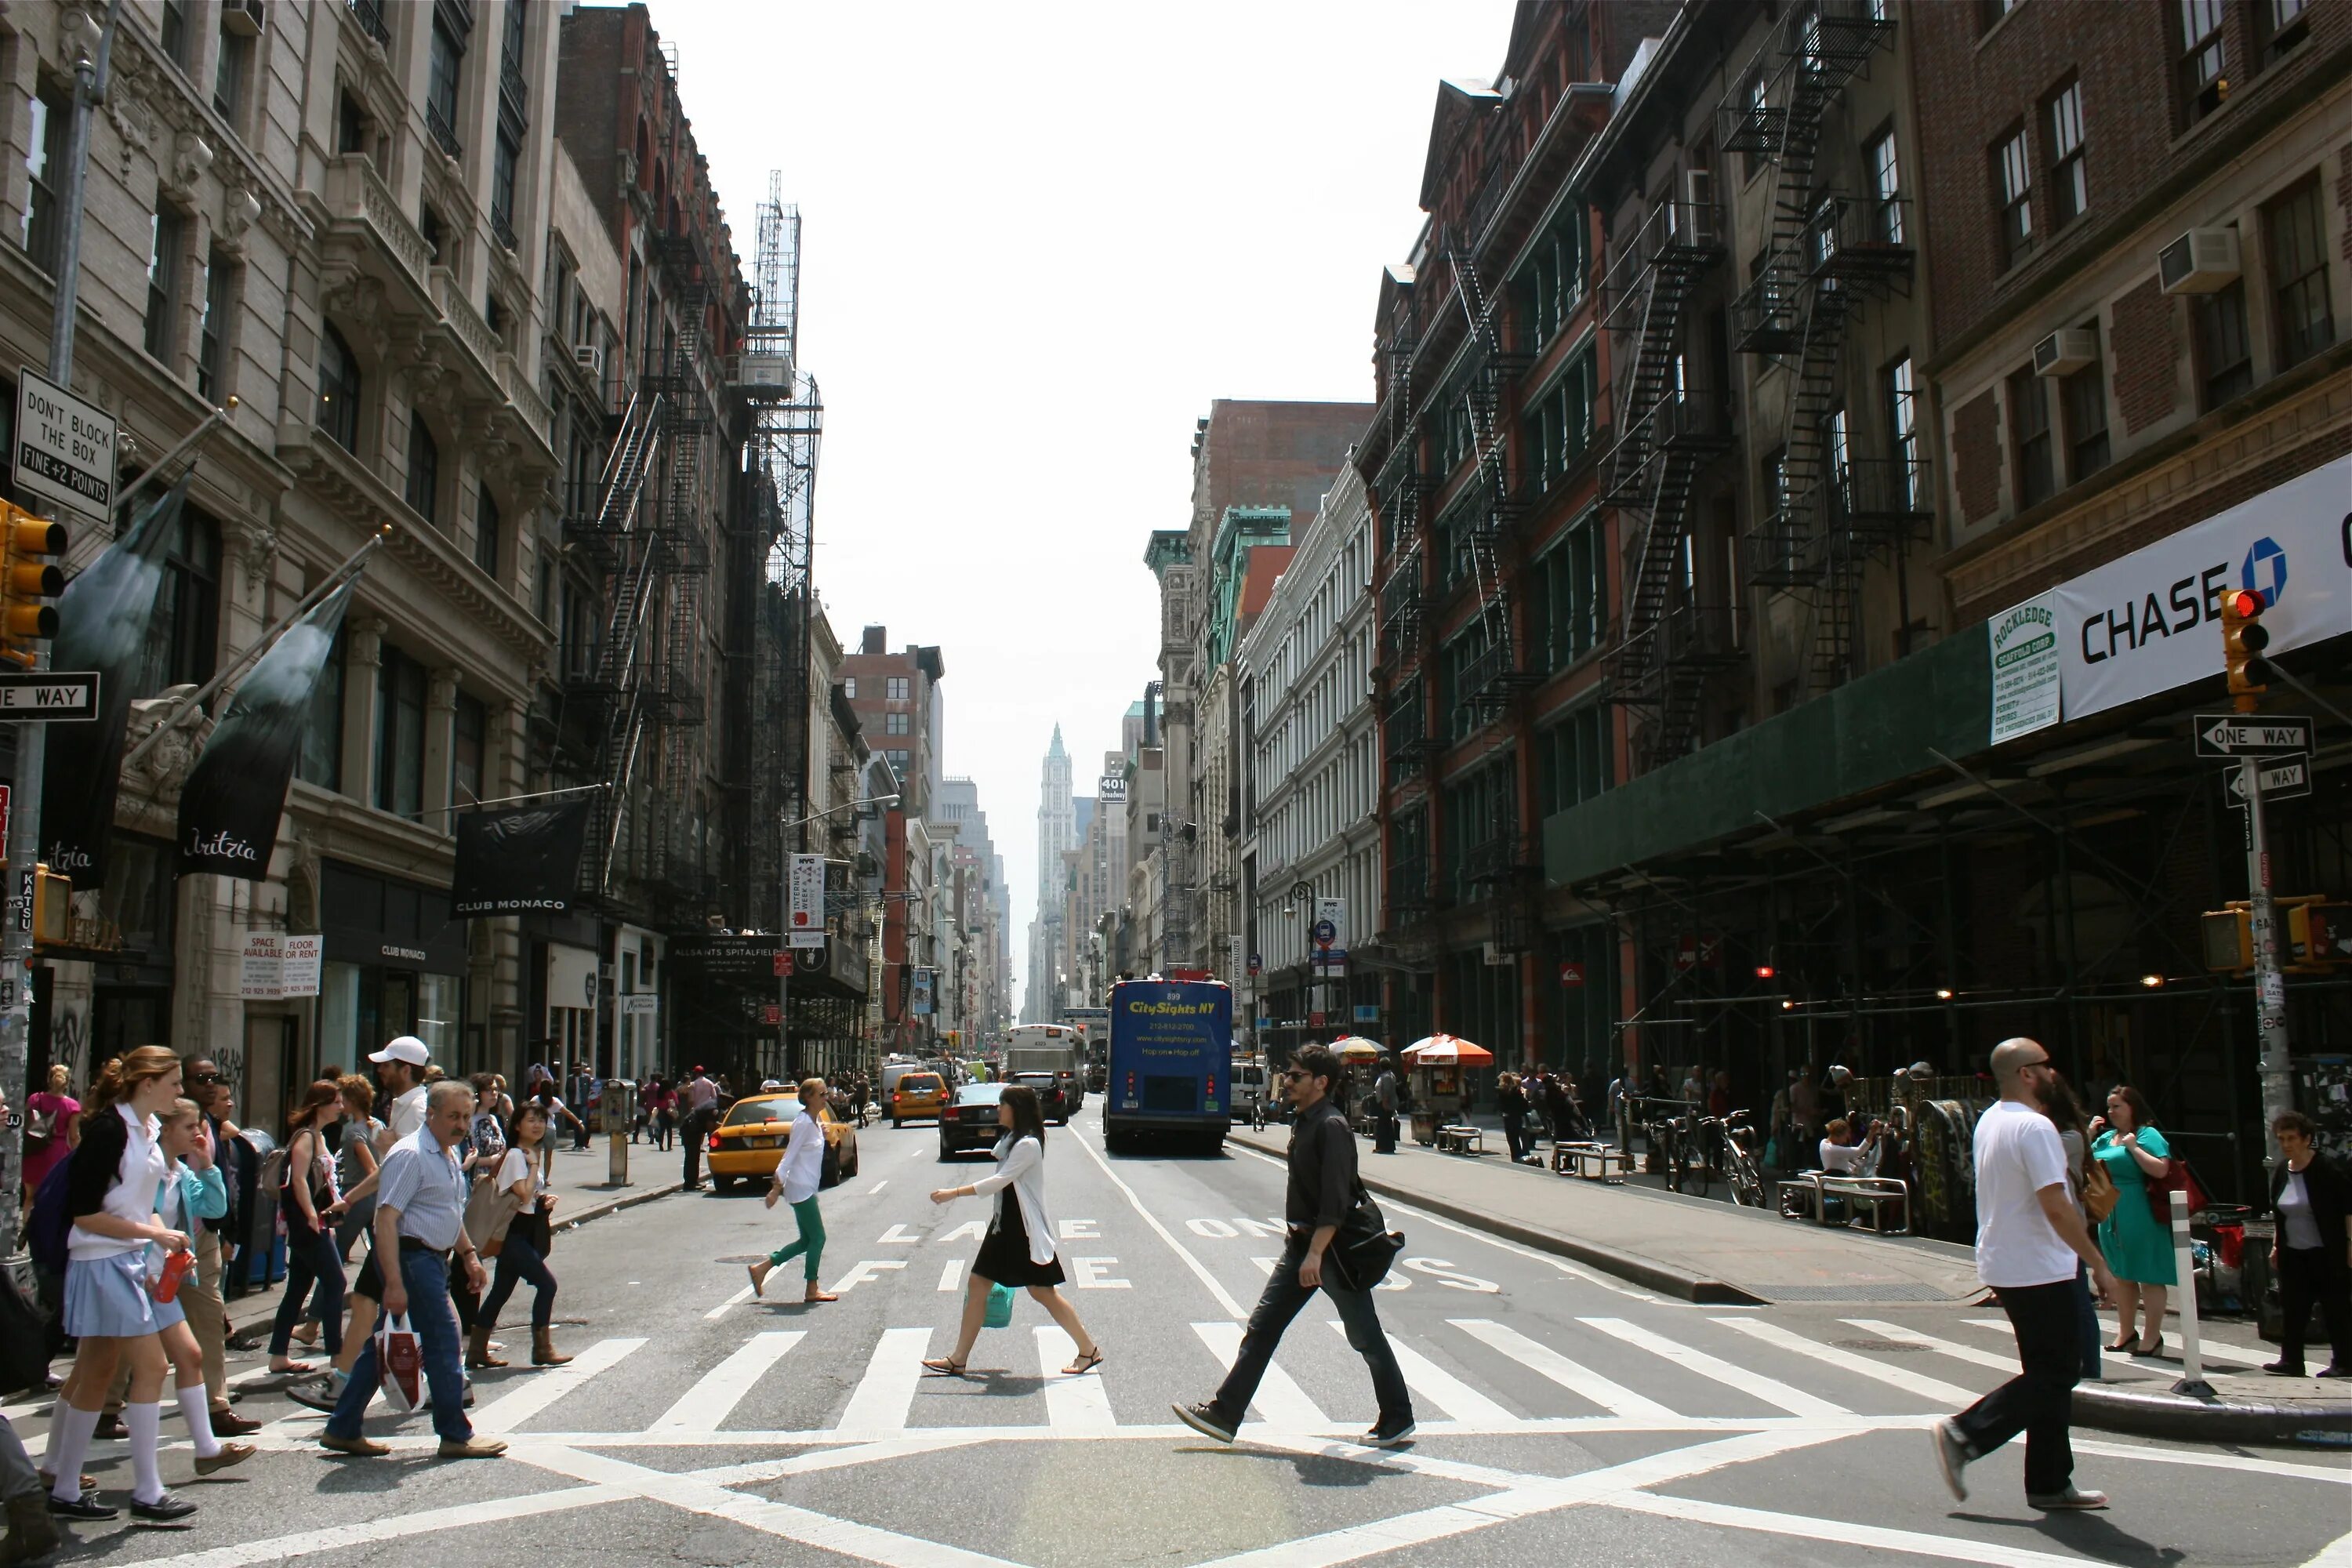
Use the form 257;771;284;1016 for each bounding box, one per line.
924;1084;1103;1377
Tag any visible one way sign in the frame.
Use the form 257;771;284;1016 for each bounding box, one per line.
2224;754;2310;807
0;670;100;720
2195;714;2310;757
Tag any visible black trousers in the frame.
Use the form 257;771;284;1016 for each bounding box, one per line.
2278;1243;2352;1370
683;1108;715;1186
1954;1278;2080;1497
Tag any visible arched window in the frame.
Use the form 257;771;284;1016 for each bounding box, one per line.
405;416;439;525
316;323;361;451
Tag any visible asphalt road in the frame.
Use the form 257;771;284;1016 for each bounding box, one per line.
9;1109;2350;1568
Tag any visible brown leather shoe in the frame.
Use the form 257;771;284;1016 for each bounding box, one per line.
317;1433;390;1457
193;1442;256;1476
436;1437;507;1459
209;1411;263;1437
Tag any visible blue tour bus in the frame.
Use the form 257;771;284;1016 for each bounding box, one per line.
1104;976;1232;1152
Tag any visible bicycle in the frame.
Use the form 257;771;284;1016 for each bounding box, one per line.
1713;1110;1768;1208
1658;1112;1708;1196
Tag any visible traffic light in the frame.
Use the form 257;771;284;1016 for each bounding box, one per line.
0;506;64;668
2220;586;2271;713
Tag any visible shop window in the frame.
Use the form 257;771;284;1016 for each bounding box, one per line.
20;80;69;274
145;503;220;691
452;689;485;807
317;323;361;451
296;622;345;792
2194;280;2252;408
376;646;427;820
2264;176;2335;371
2008;365;2054;509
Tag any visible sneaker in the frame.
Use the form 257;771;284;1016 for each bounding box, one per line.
2027;1486;2110;1511
437;1437;508;1460
127;1492;198;1523
1360;1417;1417;1448
1929;1417;1971;1503
1171;1402;1236;1444
2263;1359;2310;1377
317;1433;389;1457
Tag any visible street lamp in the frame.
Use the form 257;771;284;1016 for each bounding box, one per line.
778;793;898;1078
1287;880;1313;1041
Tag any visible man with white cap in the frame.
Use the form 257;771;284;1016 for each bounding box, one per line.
292;1036;430;1412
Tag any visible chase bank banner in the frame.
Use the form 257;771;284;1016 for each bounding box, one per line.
1993;456;2352;742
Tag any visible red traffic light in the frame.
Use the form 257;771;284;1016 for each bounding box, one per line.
1755;964;1777;979
2227;588;2264;620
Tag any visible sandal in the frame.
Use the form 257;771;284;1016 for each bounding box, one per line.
269;1359;317;1375
920;1356;967;1377
1062;1346;1105;1376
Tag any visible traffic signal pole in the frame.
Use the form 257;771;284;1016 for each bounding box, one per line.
0;1;114;1261
2239;753;2295;1160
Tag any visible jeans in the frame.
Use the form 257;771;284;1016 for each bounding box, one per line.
1953;1278;2079;1496
1501;1116;1526;1162
0;1415;40;1503
478;1232;557;1330
1212;1233;1412;1430
325;1247;472;1445
766;1197;826;1283
2278;1244;2352;1370
2072;1261;2103;1380
270;1223;347;1359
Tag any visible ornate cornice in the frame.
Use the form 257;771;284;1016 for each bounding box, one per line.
110;24;310;252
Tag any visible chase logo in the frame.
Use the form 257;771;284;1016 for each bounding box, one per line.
2241;535;2288;608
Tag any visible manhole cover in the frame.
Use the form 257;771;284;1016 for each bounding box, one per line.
1831;1338;1928;1352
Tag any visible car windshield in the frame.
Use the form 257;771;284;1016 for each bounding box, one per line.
720;1098;792;1128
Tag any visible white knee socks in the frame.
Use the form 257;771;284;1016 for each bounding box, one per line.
46;1404;100;1502
125;1402;164;1504
177;1385;222;1458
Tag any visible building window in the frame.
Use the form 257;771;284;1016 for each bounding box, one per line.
887;676;909;700
491;129;520;250
2061;329;2111;481
1530;513;1602;673
296;623;345;793
20;82;69;273
841;677;855;699
1864;127;1903;245
474;484;499;575
452;690;485;808
426;8;465;158
885;711;909;735
1885;356;1920;508
1524;350;1596;492
2264;177;2335;371
2009;365;2055;509
2194;281;2253;408
405;417;439;525
2260;0;2311;61
1537;704;1610;817
1979;0;2020;30
213;19;252;129
195;251;233;401
1993;125;2033;267
144;207;184;362
1740;71;1767;181
2045;80;2086;227
160;0;191;64
317;324;361;451
145;505;220;691
1516;208;1587;350
376;648;427;820
2176;0;2227;125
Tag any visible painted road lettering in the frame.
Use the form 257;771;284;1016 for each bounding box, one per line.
1070;1257;1130;1289
1403;1258;1500;1293
826;1261;906;1294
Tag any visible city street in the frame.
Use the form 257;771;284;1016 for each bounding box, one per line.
9;1116;2348;1568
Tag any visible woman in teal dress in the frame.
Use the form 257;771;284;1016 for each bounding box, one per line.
2091;1084;2176;1356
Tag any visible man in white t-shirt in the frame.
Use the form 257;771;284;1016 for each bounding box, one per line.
1933;1037;2119;1512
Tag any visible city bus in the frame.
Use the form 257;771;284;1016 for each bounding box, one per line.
1105;976;1232;1153
1002;1022;1087;1123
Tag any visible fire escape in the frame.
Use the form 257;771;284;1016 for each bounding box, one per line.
1722;0;1923;690
1373;281;1441;927
1598;180;1731;773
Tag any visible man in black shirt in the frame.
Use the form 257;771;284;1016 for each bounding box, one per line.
1174;1043;1414;1448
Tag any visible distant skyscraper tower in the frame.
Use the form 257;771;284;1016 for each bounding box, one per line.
1027;726;1076;1018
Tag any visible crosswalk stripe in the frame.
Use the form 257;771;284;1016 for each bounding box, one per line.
2057;1316;2270;1368
1713;1317;1976;1406
472;1337;647;1435
1035;1327;1116;1433
837;1327;933;1437
1326;1321;1512;1425
1448;1318;1679;1421
651;1331;804;1433
704;1285;754;1320
1577;1317;1849;1417
1842;1319;2017;1374
1192;1321;1330;1430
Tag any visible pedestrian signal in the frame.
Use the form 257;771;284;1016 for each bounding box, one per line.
0;506;64;666
2220;587;2271;713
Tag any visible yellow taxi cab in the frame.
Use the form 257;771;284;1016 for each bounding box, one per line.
889;1071;948;1127
706;1092;859;1193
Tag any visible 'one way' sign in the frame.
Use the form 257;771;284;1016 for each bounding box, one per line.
0;670;101;720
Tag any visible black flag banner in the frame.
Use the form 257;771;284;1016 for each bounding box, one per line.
451;800;590;916
175;577;358;880
40;474;191;885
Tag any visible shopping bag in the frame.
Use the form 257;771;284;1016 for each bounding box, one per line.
374;1312;425;1414
983;1282;1015;1329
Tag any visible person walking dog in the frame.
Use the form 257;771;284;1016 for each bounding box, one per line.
1932;1037;2119;1512
748;1079;840;1305
921;1086;1102;1377
1174;1042;1414;1449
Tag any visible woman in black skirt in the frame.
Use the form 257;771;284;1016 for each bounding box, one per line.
923;1085;1103;1377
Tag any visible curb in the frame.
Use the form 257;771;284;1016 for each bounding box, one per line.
2072;1382;2352;1448
1227;1130;1761;1305
554;1178;684;1232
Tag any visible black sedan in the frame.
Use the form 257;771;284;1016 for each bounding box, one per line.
938;1083;1007;1159
1009;1070;1077;1124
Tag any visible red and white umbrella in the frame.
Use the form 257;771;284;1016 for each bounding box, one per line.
1402;1033;1494;1067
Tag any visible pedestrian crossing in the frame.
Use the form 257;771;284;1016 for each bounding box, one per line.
212;1306;2290;1447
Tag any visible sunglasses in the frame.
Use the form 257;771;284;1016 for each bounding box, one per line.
189;1073;222;1085
1283;1069;1312;1082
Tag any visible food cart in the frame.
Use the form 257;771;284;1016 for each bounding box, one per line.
1331;1036;1385;1131
1402;1033;1494;1146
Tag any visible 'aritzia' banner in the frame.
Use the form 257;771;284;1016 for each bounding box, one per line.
175;577;358;880
39;474;191;885
451;800;590;916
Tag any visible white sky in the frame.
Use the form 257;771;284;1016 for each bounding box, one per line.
655;1;1512;1004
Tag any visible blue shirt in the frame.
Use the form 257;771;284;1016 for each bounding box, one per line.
374;1125;467;1250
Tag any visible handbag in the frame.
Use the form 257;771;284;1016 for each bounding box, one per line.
464;1175;523;1260
2080;1155;2120;1223
983;1282;1015;1329
1328;1180;1405;1290
2145;1152;2208;1225
374;1311;424;1414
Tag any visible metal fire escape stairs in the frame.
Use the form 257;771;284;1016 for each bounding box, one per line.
576;390;665;898
1722;0;1910;692
1598;183;1730;771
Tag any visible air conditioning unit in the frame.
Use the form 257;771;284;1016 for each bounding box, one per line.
222;0;265;37
2158;227;2240;294
2032;328;2098;377
572;343;604;378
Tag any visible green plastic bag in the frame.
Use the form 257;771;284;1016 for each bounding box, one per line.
983;1282;1014;1329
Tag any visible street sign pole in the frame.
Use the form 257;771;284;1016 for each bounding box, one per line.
2239;754;2293;1160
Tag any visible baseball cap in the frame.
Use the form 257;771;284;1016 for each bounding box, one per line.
369;1035;430;1067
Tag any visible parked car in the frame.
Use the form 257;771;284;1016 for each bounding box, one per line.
891;1071;949;1127
938;1082;1007;1159
705;1091;859;1193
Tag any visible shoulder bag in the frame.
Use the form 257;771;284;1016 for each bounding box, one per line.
2079;1153;2119;1222
2144;1147;2207;1225
1310;1115;1403;1289
464;1171;523;1258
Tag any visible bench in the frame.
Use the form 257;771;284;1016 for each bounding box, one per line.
1777;1174;1825;1220
1559;1145;1632;1182
1434;1124;1485;1155
1821;1176;1909;1233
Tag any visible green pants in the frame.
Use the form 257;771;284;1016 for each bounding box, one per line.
767;1196;826;1282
